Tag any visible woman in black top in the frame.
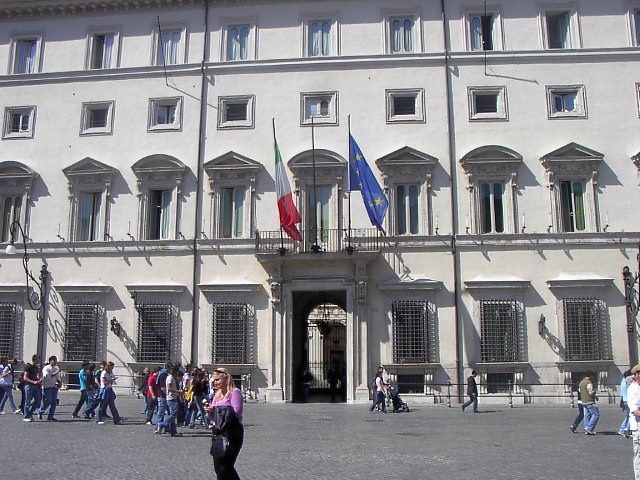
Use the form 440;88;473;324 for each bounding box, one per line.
188;370;211;428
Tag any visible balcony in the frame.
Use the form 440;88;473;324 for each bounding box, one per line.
255;228;382;255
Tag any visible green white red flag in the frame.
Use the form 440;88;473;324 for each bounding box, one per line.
274;130;302;241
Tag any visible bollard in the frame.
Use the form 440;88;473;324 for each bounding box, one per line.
447;380;451;408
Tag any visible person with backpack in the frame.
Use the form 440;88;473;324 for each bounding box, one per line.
156;365;183;437
0;357;20;414
369;368;389;413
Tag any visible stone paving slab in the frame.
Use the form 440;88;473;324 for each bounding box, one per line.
2;392;631;480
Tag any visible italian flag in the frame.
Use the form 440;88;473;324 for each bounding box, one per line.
274;131;303;241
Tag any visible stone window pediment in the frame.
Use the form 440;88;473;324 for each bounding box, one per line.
204;151;262;185
540;142;604;179
288;149;346;185
0;161;37;191
63;157;116;189
376;146;438;184
460;145;523;178
132;154;186;193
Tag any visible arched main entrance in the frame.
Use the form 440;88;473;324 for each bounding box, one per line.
292;290;347;402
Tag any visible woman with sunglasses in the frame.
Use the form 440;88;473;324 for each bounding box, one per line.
205;367;243;480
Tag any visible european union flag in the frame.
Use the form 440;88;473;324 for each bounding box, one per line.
349;134;388;235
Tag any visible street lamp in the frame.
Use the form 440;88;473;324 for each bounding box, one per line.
4;221;49;361
623;242;640;366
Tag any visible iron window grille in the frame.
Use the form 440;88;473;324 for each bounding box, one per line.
212;303;249;364
480;299;524;363
0;302;19;358
63;303;100;361
392;300;434;363
136;303;174;363
563;297;608;361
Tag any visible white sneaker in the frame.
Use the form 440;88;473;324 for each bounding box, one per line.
23;418;32;422
14;409;22;414
0;412;5;415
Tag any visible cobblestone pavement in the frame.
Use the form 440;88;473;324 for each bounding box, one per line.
3;392;631;480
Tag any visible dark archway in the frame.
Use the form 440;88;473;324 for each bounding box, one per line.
292;290;347;403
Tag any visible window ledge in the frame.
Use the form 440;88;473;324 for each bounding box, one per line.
382;363;441;374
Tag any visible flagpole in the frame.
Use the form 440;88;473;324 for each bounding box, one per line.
311;116;321;252
272;119;285;251
347;115;353;254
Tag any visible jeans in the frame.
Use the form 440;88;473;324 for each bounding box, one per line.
462;394;478;412
23;384;41;419
621;401;631;434
0;384;18;412
96;388;121;423
189;394;210;427
159;398;179;434
145;396;157;423
369;391;387;413
572;403;584;428
84;390;98;416
73;389;88;416
156;396;168;431
583;403;600;432
39;386;58;420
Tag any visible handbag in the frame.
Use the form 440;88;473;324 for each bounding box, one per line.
210;435;231;459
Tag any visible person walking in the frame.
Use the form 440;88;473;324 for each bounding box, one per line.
96;361;123;425
206;367;244;480
22;355;41;422
188;369;211;429
38;355;61;421
620;369;633;438
0;357;20;414
462;370;479;413
580;372;600;435
157;365;183;437
72;362;91;418
569;389;584;433
154;362;171;433
369;369;388;413
145;367;158;425
626;364;640;479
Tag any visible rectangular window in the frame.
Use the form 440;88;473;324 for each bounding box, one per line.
386;88;425;123
63;304;99;361
546;11;571;49
90;34;115;69
147;189;171;240
301;91;338;126
468;86;508;121
390;17;414;53
3;106;36;139
218;95;255;129
212;303;248;363
136;304;172;363
13;38;38;74
470;14;494;51
307;185;331;245
396;184;419;235
227;25;250;61
480;299;520;362
635;10;640;46
479;182;504;234
80;101;114;135
563;297;606;361
308;20;331;57
486;372;514;394
0;303;18;358
221;187;245;238
1;195;22;242
148;97;182;131
559;180;586;232
78;192;102;241
392;300;430;363
158;30;181;65
546;85;586;119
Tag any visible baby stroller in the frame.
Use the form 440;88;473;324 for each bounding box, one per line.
387;387;410;413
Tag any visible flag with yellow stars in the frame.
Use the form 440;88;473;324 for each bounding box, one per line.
349;134;388;234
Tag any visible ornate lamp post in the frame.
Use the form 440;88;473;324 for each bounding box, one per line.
5;221;49;361
623;243;640;366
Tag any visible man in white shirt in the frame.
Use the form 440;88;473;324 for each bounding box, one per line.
627;364;640;480
38;355;60;421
